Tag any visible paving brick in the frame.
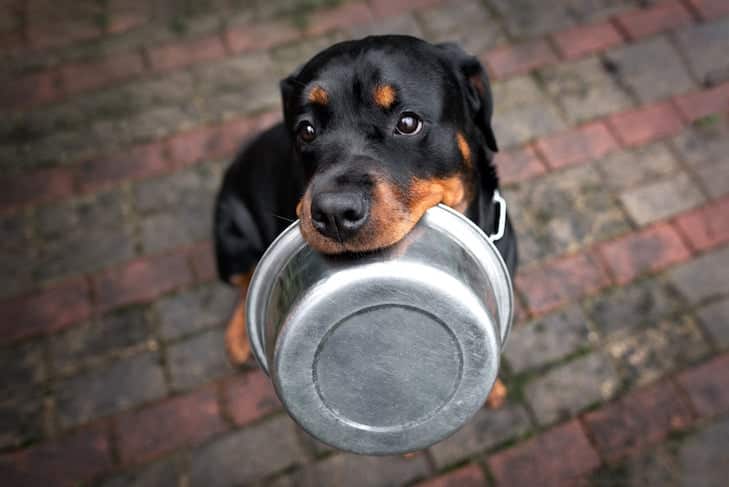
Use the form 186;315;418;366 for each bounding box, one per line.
0;213;35;299
677;353;729;418
536;121;619;168
430;402;531;468
189;416;306;486
147;34;227;72
594;141;680;190
539;57;633;123
305;2;373;36
517;251;611;314
117;385;227;465
584;277;681;338
0;277;92;344
156;283;235;340
188;240;217;282
619;172;705;225
348;12;423;38
418;0;508;54
694;158;729;199
675;197;729;251
607;101;684;146
671;114;729;166
687;0;729;19
0;70;60;110
224;369;281;426
100;453;182;487
678;418;729;487
606;315;709;386
697;298;729;347
599;222;692;284
60;52;145;95
552;21;624;60
488;420;600;487
604;36;695;102
492;102;567;148
673;82;729;122
0;167;74;211
589;444;677;486
668;245;729;303
167;328;229;391
0;341;46;390
484;40;559;79
504;304;593;373
495;146;547;184
0;423;112;487
225;20;299;53
526;352;620;425
616;0;692;39
414;464;485;487
295;451;430;487
0;386;44;450
74;142;168;193
56;351;166;428
674;18;729;84
167;125;228;168
584;380;694;461
368;0;442;17
92;252;195;312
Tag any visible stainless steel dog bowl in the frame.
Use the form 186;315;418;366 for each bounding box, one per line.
247;204;513;455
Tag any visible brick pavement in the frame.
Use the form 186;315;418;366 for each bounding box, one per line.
1;0;729;485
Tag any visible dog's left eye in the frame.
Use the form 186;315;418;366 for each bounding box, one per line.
394;113;423;136
297;121;317;142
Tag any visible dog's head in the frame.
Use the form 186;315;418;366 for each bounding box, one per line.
281;35;499;254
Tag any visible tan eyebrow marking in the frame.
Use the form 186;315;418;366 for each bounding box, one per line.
456;132;472;168
373;84;396;108
308;85;329;105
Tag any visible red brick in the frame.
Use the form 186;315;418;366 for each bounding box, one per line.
74;141;168;193
92;252;194;312
60;51;144;95
496;145;547;184
488;420;600;487
687;0;729;19
673;82;729;122
484;40;559;79
0;30;25;55
0;277;92;343
616;0;692;40
27;19;101;50
117;386;227;465
225;370;281;426
225;21;299;53
107;10;148;34
0;423;111;486
535;122;618;169
607;101;684;147
677;353;729;418
167;125;228;168
147;34;227;72
306;2;374;36
188;240;216;282
0;167;74;211
369;0;443;17
415;464;485;487
1;70;59;110
583;381;694;461
674;196;729;251
516;251;611;315
552;21;624;60
219;110;281;152
598;223;691;285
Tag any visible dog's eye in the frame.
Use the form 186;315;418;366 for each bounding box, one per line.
395;113;422;135
297;121;317;142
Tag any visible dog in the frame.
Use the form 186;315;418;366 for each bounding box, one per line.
214;35;517;408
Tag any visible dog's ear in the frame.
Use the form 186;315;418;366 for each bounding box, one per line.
437;43;498;153
280;65;305;129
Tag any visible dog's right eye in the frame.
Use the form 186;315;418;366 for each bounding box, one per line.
297;121;317;142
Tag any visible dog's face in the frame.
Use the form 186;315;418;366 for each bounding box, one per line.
281;36;499;254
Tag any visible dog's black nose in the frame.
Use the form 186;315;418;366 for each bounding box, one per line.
311;192;369;241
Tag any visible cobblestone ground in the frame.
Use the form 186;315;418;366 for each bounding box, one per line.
1;0;729;486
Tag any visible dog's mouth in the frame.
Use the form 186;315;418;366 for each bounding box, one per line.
297;176;471;254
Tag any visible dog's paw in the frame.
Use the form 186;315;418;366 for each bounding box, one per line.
225;298;251;366
486;378;507;409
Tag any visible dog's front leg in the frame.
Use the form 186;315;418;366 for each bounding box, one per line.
225;270;255;365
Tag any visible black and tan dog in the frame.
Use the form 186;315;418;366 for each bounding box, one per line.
214;35;517;406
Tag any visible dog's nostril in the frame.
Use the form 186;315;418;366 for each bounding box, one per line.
343;208;362;223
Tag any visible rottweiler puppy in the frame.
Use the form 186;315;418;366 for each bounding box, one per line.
214;35;517;407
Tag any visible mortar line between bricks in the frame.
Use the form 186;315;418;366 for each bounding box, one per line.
678;0;704;21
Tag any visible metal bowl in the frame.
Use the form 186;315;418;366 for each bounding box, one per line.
247;204;513;455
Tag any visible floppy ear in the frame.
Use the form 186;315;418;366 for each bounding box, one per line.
280;65;305;129
437;43;499;153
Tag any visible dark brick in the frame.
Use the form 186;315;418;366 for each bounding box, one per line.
56;351;166;428
225;20;299;54
147;34;227;72
673;82;729;122
671;113;729;167
167;125;228;168
369;0;442;17
583;381;694;461
504;304;593;373
674;196;729;252
60;52;145;95
0;386;44;450
608;101;684;146
305;2;373;36
616;0;692;39
552;21;624;60
100;453;183;487
188;240;217;282
430;402;531;468
189;416;306;486
117;385;227;465
599;222;692;284
485;40;559;79
674;18;729;84
224;369;281;426
0;341;46;390
488;420;600;487
678;418;729;487
495;146;547;185
414;464;485;487
535;121;618;168
677;353;729;418
0;423;112;487
0;278;92;344
668;245;729;303
167;328;229;391
619;172;705;225
74;142;168;194
687;0;729;19
697;298;729;347
156;283;235;340
594;141;680;190
0;71;60;110
295;451;430;487
0;167;74;212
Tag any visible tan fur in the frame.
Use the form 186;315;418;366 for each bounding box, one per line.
225;270;254;365
456;132;472;168
373;84;396;108
486;378;508;408
308;85;329;105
